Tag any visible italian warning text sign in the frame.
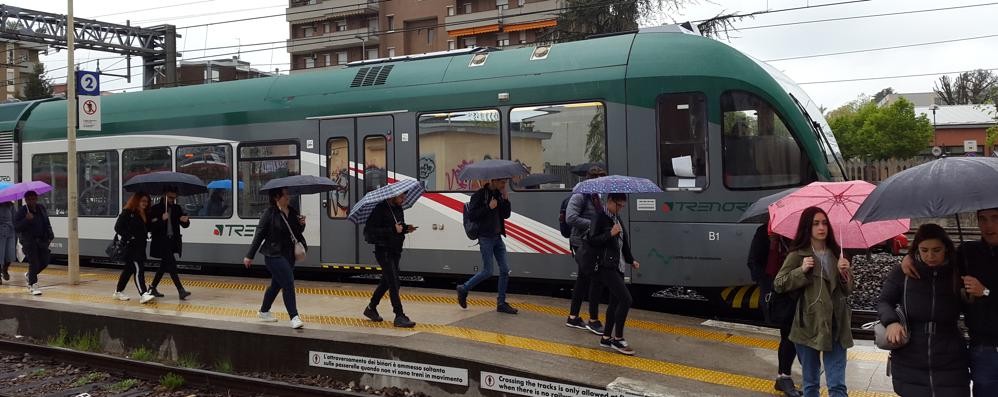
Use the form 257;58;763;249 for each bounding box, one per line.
309;351;468;386
480;372;637;397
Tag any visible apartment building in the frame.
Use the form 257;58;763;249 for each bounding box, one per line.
286;0;560;72
0;39;47;101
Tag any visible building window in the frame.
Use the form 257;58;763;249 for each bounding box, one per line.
520;31;527;44
367;49;379;60
464;3;472;13
336;20;347;31
32;154;68;215
427;28;435;44
368;18;378;32
123;147;173;204
327;138;350;218
364;136;387;193
337;52;348;65
721;90;809;189
323;22;331;33
463;36;476;48
447;5;455;15
203;68;219;82
237;142;301;218
78;151;119;217
510;102;606;190
418;109;501;191
303;26;315;37
518;0;525;6
498;4;508;10
497;33;509;47
388;47;396;57
305;57;315;68
386;15;395;31
177;145;233;218
324;54;331;66
658;93;707;190
447;40;456;50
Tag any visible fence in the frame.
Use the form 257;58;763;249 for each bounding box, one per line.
842;157;929;183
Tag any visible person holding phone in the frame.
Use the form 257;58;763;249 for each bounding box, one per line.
362;192;417;328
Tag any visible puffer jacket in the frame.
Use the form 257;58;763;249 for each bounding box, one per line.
878;262;969;397
245;205;307;263
114;209;149;261
774;247;854;352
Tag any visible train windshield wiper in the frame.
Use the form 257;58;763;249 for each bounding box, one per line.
789;93;847;181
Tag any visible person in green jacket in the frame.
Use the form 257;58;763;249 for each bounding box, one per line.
774;206;853;397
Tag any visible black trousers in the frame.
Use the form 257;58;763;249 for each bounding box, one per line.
116;258;148;294
568;244;601;320
370;249;405;316
599;266;633;339
23;242;50;286
151;253;184;292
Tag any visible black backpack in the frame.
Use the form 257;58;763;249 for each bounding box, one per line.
463;201;479;240
558;196;572;238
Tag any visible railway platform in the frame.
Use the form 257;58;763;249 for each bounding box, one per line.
0;265;894;396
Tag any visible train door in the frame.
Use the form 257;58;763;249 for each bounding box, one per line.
319;116;394;267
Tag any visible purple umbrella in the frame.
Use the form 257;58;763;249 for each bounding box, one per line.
0;181;53;203
572;175;663;194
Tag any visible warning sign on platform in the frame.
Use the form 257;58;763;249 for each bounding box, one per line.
78;95;101;131
480;371;638;397
309;351;468;386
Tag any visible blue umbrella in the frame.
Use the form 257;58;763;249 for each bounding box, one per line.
207;180;245;190
458;159;528;181
0;182;12;191
572;175;663;194
260;175;337;194
348;180;426;224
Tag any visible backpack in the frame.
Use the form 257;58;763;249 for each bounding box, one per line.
462;201;479;240
362;222;378;245
558;196;572;238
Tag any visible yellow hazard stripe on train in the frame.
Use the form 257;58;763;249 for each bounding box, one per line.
322;264;381;271
722;285;760;309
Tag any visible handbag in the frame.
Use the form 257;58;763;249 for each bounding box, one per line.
869;277;910;350
764;289;800;326
279;212;307;262
105;234;126;262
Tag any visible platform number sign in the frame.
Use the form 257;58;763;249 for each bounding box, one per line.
76;71;102;131
75;70;100;96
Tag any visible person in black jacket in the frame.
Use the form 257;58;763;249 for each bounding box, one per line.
244;187;307;329
147;187;191;300
14;191;54;296
879;223;969;397
456;178;517;314
362;193;417;328
584;193;639;355
113;192;156;304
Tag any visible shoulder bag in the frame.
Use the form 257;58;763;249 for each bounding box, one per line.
279;212;307;262
869;277;910;350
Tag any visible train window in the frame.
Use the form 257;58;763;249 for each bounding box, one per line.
327;138;350;218
721;91;807;189
657;93;708;190
31;153;68;216
364;136;388;193
417;109;501;191
237;142;301;218
78;151;119;217
176;145;233;218
123;147;172;205
509;102;606;191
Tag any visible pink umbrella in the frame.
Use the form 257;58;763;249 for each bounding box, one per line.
0;181;54;203
768;181;910;249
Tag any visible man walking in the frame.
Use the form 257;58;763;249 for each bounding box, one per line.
148;187;191;299
14;191;53;296
564;166;607;334
362;192;417;328
457;178;517;314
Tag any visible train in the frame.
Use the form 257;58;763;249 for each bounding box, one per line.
0;25;844;308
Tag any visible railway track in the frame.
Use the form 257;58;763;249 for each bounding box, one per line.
0;339;367;397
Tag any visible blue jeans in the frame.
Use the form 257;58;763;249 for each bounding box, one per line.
971;346;998;396
261;256;299;318
462;236;509;304
795;342;847;397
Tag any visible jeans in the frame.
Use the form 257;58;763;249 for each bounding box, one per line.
569;244;601;320
971;346;998;396
370;249;404;316
599;267;632;339
462;236;510;304
24;242;50;286
115;258;148;294
795;342;847;397
151;253;185;292
261;256;299;318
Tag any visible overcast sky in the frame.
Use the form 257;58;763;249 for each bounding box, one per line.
12;0;998;110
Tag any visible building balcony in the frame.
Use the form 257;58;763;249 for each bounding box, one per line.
287;0;379;23
287;28;380;54
445;0;560;36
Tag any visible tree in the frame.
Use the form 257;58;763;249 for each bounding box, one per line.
19;63;53;101
934;69;998;105
554;0;748;42
871;87;894;104
827;97;933;160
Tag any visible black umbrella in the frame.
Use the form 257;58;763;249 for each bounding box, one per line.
123;171;207;196
516;173;561;188
260;175;337;194
738;187;800;223
571;162;606;176
458;159;528;181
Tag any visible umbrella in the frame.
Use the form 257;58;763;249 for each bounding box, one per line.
738;187;800;223
768;181;909;249
516;173;561;188
853;157;998;222
0;181;53;203
571;162;605;176
260;175;337;194
347;179;426;224
572;175;663;194
123;171;208;196
207;180;245;190
458;159;528;181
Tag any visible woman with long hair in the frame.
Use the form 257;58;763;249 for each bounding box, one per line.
774;206;853;397
113;192;156;304
244;188;306;329
879;223;969;396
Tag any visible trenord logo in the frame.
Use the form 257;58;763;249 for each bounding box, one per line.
213;224;257;237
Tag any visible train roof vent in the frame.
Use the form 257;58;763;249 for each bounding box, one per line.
350;65;395;88
0;131;13;161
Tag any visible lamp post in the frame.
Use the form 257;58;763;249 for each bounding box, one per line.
355;35;368;60
930;104;940;156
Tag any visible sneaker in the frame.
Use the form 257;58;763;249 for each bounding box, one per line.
393;315;416;328
149;288;165;298
774;376;801;397
258;311;278;322
23;272;28;282
178;290;191;300
599;337;612;348
497;302;518;315
609;338;635;356
456;286;468;309
112;292;130;301
139;292;155;304
2;265;9;281
290;316;304;329
586;320;605;335
363;306;383;322
28;285;41;296
565;316;587;329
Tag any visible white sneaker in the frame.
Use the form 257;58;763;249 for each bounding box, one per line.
112;292;130;301
139;292;155;304
23;272;28;281
28;285;41;296
258;311;277;322
290;316;304;329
